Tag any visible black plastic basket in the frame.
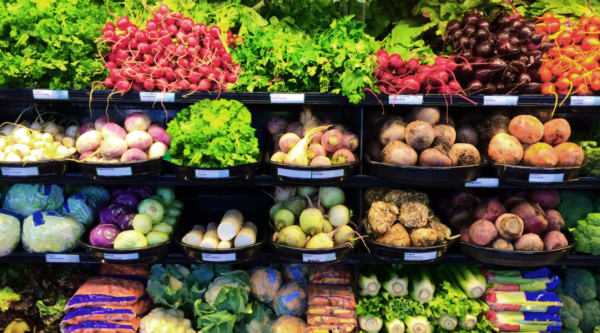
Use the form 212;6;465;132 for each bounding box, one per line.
268;228;356;264
490;162;581;186
77;158;163;181
0;160;66;181
365;238;458;263
79;237;171;264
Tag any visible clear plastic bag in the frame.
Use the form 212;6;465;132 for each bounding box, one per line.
22;211;84;253
308;285;356;309
4;184;64;216
310;264;352;285
0;209;22;257
282;264;309;282
251;267;282;303
273;280;308;316
62;194;97;229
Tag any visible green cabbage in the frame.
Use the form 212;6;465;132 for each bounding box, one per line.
4;184;64;216
22;211;84;253
0;209;21;257
61;194;97;229
65;185;111;208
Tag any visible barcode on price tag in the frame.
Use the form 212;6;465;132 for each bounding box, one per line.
404;252;437;261
465;178;499;188
529;174;564;183
46;254;80;263
202;253;236;262
104;253;139;260
33;90;69;100
570;96;600;106
195;169;230;178
97;167;133;177
484;96;519;106
1;167;39;177
270;94;305;104
303;253;336;262
311;170;344;178
388;95;424;105
139;92;175;102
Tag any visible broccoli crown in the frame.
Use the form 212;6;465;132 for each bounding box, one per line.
579;300;600;333
585;214;600;227
559;192;594;229
570;221;600;256
595;326;600;333
566;268;598;303
558;294;584;329
580;141;600;177
562;329;584;333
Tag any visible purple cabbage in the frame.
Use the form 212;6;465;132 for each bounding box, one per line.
114;192;141;210
99;203;128;225
127;186;153;199
89;224;121;248
116;213;136;231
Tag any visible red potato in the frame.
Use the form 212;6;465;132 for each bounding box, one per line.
380;140;418;166
419;147;455;167
523;143;559;167
474;199;506;223
488;133;523;165
543;231;568;250
450;143;481;166
554;142;584;167
460;228;473;243
405;121;435;151
508;115;544;144
491;238;514;251
469;219;498;246
542;118;571;146
510;202;548;235
545;210;565;231
514;233;544;251
528;190;560;210
411;107;440;126
494;213;524;239
379;117;407;145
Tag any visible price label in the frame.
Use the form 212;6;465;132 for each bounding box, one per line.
46;254;80;263
202;253;237;262
529;173;564;183
96;167;133;177
311;170;344;179
404;252;437;261
104;253;139;260
139;92;175;102
270;94;305;104
278;168;343;179
195;169;230;178
1;167;39;177
388;95;423;105
465;178;499;188
303;253;336;262
570;96;600;106
484;96;519;106
33;89;69;100
278;168;312;179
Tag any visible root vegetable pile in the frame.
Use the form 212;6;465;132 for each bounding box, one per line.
182;209;257;249
97;3;242;93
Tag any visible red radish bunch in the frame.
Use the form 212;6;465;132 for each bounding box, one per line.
97;4;243;93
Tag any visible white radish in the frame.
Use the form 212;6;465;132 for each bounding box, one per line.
44;122;59;136
217;209;244;241
182;225;206;246
234;222;257;248
65;125;79;138
5;153;21;162
200;222;220;248
218;240;232;249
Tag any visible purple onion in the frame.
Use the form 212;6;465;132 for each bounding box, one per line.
116;213;136;231
268;117;288;135
89;224;121;248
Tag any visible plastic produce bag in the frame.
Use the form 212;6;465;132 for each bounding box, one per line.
307;306;355;318
485;291;563;313
65;276;145;312
310;264;351;285
22;211;84;253
61;296;152;325
4;184;64;216
61;318;140;333
273;280;308;316
308;285;356;309
251;268;282;303
486;311;561;332
66;185;111;207
62;194;97;229
0;209;22;257
282;264;309;282
482;267;560;292
269;315;307;333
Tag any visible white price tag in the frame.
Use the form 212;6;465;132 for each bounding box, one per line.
465;178;499;188
270;94;305;104
104;253;139;260
311;170;344;179
202;253;237;262
570;96;600;106
33;89;69;100
278;168;312;179
96;167;133;177
195;169;230;178
46;254;80;263
139;92;175;102
388;95;424;105
484;96;519;106
529;173;564;183
303;253;336;262
404;252;437;261
1;167;39;177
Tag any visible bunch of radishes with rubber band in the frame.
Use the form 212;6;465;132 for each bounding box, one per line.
96;3;243;94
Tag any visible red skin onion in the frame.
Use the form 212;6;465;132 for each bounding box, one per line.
268;117;288;135
331;149;355;164
279;133;301;153
308;144;327;160
343;132;359;151
321;130;344;152
310;156;332;166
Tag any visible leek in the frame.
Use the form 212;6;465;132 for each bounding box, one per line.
405;316;430;333
459;314;477;330
449;265;486;298
409;265;435;304
438;313;458;331
379;266;409;297
385;319;405;333
359;315;384;333
359;270;381;296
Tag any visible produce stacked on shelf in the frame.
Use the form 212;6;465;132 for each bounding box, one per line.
439;188;569;251
576;120;600;177
365;107;482;167
165;99;259;168
181;209;257;248
269;186;359;250
363;188;455;247
89;186;183;249
553;267;600;333
269;108;359;166
77;113;171;163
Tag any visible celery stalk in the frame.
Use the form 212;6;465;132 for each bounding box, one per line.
405;316;430;333
439;313;458;331
359;271;381;296
459;314;477;330
359;315;384;333
449;265;485;298
385;319;405;333
379;266;409;297
409;265;435;304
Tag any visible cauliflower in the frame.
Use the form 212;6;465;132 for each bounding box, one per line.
204;275;251;307
140;308;196;333
558;294;583;330
566;268;597;303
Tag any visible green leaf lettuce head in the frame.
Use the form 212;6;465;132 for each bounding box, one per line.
166;99;259;168
147;264;215;310
0;286;20;311
37;294;68;325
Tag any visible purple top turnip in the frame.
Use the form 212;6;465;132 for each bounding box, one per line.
343;132;359;151
148;123;172;146
331;149;355;165
124;112;151;132
321;130;344;153
279;133;301;153
95;115;117;131
101;123;127;140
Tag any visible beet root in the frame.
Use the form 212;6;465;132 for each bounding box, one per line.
528;189;560;210
545;209;565;231
542;231;568;250
508;115;544;144
513;233;544;251
405;121;435;151
542;118;571;146
451;188;480;209
488;133;523;165
469;219;498;246
449;209;473;231
450;143;481;166
419;147;455;167
494;213;524;239
381;140;418;166
510;202;548;235
456;124;479;146
491;238;514;251
473;199;506;223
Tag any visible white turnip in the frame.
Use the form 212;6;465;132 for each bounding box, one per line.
101;137;128;158
148;142;168;159
65;125;79;138
405;121;435;151
120;148;148;162
124;112;151;132
380;141;418;166
95;115;117;131
125;131;153;150
148;123;172;146
76;130;103;154
101;123;127;140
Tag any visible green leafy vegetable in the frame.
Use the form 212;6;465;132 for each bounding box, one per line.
146;264;214;311
0;287;20;311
